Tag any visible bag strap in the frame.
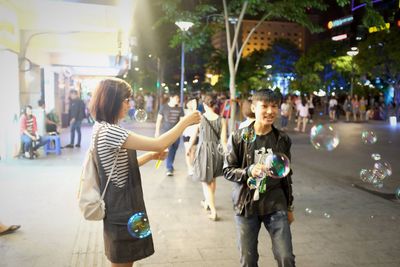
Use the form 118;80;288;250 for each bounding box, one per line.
92;123;120;200
204;117;220;140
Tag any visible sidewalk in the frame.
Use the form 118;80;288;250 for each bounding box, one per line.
0;118;399;267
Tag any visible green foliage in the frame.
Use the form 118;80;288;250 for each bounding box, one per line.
355;29;400;80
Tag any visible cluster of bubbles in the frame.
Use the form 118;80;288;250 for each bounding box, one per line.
134;109;148;123
361;131;377;144
304;208;331;219
358;131;394;190
359;162;392;189
310;124;340;151
127;212;151;239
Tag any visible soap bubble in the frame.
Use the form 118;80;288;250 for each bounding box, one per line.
371;178;383;189
217;143;225;155
360;169;374;183
371;153;381;161
134;109;148;123
127;212;151;239
310;124;339;151
241;128;256;143
305;208;312;215
361;131;377;144
395;187;400;200
264;153;290;179
373;162;392;178
323;212;331;219
247;177;257;190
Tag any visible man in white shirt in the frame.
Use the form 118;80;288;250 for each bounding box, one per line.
329;96;338;122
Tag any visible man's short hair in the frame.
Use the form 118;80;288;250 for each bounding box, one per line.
251;89;281;104
38;99;45;107
70;89;78;95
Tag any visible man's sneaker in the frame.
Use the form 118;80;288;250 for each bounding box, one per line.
64;144;74;148
166;170;173;176
24;152;30;158
75;144;81;148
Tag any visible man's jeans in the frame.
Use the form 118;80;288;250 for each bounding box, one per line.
235;211;295;267
21;134;50;152
166;137;180;172
70;120;82;145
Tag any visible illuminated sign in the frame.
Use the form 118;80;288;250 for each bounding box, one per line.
332;34;348;41
368;23;390;33
0;5;20;52
327;16;353;29
351;0;383;12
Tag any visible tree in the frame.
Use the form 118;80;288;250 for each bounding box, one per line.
354;28;400;104
158;0;386;128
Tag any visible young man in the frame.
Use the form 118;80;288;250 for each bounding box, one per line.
65;90;85;148
155;93;184;176
224;89;295;267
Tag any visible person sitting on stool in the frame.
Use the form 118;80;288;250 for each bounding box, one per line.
20;105;50;158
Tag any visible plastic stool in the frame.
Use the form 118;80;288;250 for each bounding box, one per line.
44;135;61;155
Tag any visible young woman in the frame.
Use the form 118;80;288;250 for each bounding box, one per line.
89;78;200;267
294;96;309;133
188;94;227;221
20;105;50;158
182;97;199;176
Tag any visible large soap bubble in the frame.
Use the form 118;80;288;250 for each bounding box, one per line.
127;212;151;239
264;153;290;179
310;124;339;151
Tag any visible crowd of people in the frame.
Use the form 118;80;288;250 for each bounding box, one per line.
14;80;399;267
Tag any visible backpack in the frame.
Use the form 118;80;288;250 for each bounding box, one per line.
77;126;119;220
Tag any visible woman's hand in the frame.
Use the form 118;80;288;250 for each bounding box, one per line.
152;149;168;161
182;111;201;127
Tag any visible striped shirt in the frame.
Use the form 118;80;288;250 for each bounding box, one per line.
92;122;129;188
26;117;34;134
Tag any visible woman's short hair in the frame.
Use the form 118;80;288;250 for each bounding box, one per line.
241;100;255;119
90;78;132;124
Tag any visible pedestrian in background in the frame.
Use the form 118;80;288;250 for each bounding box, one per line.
344;95;352;122
328;96;338;122
89;78;200;266
280;97;290;131
294;96;309;133
20;105;50;158
189;93;227;221
65;90;85;148
155;92;185;176
239;99;255;129
182;97;199;176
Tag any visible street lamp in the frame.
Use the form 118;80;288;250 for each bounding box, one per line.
175;21;194;107
347;48;359;97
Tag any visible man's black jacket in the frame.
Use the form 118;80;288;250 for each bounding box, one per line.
223;122;294;216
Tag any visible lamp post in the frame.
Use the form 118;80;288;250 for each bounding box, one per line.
347;48;359;97
175;21;194;107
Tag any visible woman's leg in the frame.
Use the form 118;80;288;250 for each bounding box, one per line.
301;117;308;132
183;141;193;175
202;180;217;220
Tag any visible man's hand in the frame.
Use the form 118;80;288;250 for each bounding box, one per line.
287;211;294;225
250;163;266;178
